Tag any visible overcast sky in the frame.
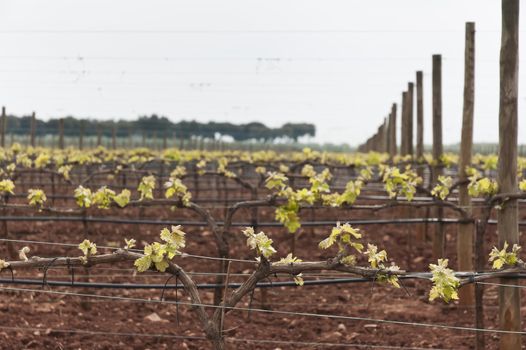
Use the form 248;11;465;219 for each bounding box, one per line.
0;1;523;146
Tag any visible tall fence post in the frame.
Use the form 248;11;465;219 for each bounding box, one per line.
179;135;184;150
163;131;168;149
79;120;85;150
401;91;408;155
1;107;6;148
389;103;397;157
458;22;476;306
96;124;102;147
432;54;444;259
386;114;392;154
112;124;117;150
407;82;414;157
382;117;389;153
498;1;521;348
30;112;36;147
416;71;424;164
58;118;65;150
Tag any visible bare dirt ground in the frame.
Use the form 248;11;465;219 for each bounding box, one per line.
0;197;521;349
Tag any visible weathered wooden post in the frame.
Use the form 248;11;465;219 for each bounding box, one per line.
79;120;85;150
386;114;392;154
389;103;397;157
58;118;65;149
96;124;102;147
400;91;409;156
497;1;521;348
112;124;116;150
414;71;426;241
432;54;444;259
29;112;36;147
375;126;382;152
458;22;475;306
153;131;158;150
179;135;184;150
382;117;389;153
407;82;414;156
416;72;424;163
1;107;6;148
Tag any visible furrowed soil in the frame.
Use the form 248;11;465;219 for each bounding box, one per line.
0;191;522;349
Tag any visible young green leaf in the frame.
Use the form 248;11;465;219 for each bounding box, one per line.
429;259;460;303
138;175;156;200
27;188;47;207
488;242;521;269
0;179;15;195
124;238;136;250
113;189;131;208
78;239;97;256
242;227;277;259
74;185;93;208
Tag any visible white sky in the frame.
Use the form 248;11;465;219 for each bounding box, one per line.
0;0;522;145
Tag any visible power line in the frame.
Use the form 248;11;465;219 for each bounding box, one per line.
0;29;466;34
0;55;437;62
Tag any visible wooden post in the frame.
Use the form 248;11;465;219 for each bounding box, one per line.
498;1;521;348
432;55;444;163
416;72;424;163
96;124;102;147
407;82;414;156
79;120;85;150
58;118;65;149
432;54;444;259
179;136;184;150
30;112;36;147
414;72;426;241
389;103;397;157
458;22;475;306
0;107;6;148
473;218;486;350
386;114;392;154
382;117;389;153
127;129;133;148
112;124;116;150
400;91;409;156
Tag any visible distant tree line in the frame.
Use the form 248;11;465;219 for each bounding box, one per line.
2;114;315;142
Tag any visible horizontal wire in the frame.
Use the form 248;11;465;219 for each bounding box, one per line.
0;276;384;289
476;281;526;289
2;238;525;282
0;324;205;340
0;285;524;335
0;215;475;227
0;29;467;34
226;337;449;350
0;238;257;264
0;325;447;349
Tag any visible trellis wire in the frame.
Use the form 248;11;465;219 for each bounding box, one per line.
0;325;448;349
0;285;524;335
